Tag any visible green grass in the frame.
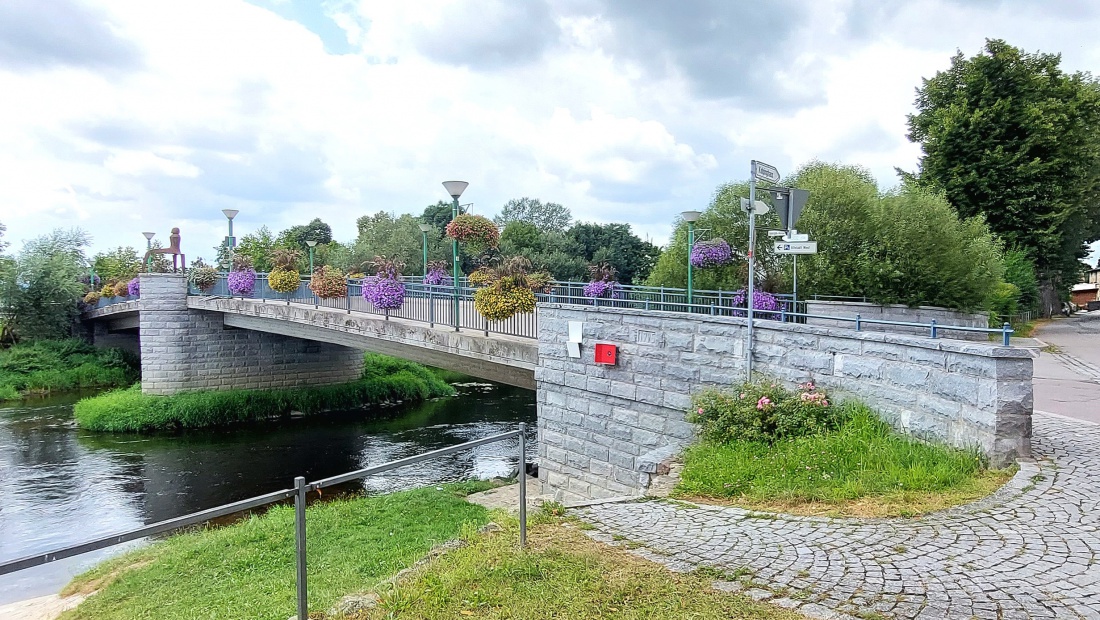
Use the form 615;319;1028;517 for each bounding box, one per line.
0;339;139;402
60;483;494;620
73;353;455;432
345;514;801;620
676;404;1013;517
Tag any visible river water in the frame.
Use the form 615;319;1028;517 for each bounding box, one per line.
0;381;536;604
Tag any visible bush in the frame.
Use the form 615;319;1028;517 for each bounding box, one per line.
689;380;847;444
0;339;139;401
1003;250;1040;314
987;281;1020;323
73;353;454;432
100;284;117;298
309;266;347;299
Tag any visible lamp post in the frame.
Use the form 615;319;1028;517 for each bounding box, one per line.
442;181;468;331
305;240;317;274
418;223;433;279
142;231;154;271
221;209;239;266
681;211;701;307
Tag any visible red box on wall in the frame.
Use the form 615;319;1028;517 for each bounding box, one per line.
594;343;617;365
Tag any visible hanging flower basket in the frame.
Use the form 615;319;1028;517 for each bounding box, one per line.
83;291;101;305
730;289;783;320
474;277;536;321
583;262;622;299
127;277;140;297
268;268;300;294
690;239;734;268
190;266;218;292
309;266;347;299
228;269;257;296
363;276;406;309
446;214;500;255
424;260;450;286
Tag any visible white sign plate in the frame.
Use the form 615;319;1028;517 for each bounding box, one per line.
753;160;781;184
783;233;810;242
740;197;770;214
774;241;818;254
767;230;787;237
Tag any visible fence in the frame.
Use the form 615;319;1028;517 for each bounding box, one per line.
0;426;529;620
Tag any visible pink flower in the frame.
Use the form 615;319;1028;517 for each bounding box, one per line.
756;396;772;411
739;392;746;399
697;407;704;414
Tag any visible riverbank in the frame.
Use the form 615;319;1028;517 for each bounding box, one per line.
0;339;138;402
73;354;454;432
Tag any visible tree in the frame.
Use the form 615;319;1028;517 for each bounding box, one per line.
0;229;90;342
235;226;279;272
351;212;449;275
419;201;454;238
567;222;660;284
499;222;588;281
906;39;1100;309
495;197;573;233
92;246;142;282
278;218;333;250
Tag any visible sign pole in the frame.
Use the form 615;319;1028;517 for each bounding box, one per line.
793;254;798;305
747;162;756;380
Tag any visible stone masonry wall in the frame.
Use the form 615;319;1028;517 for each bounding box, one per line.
806;300;991;342
536;304;1034;501
139;274;362;395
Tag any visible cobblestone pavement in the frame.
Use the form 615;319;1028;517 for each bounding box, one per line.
576;412;1100;620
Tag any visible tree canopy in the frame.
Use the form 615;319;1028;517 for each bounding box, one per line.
0;228;90;343
906;39;1100;298
495;197;573;233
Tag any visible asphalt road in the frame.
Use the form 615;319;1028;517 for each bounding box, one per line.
1033;311;1100;423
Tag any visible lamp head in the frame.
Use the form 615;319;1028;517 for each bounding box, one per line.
418;223;433;233
142;232;155;240
681;210;702;223
442;181;468;199
221;209;240;221
305;240;317;248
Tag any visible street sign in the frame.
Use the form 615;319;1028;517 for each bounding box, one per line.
752;160;781;184
774;188;810;230
740;197;770;214
767;230;787;237
783;232;809;242
774;241;817;254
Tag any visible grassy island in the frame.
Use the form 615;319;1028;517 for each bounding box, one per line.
73;353;454;432
0;339;139;402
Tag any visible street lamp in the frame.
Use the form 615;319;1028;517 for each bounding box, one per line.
442;181;468;331
418;223;433;279
681;210;702;306
142;232;155;271
221;209;239;266
305;240;317;274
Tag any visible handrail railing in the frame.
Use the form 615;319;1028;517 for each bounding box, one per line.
0;425;529;620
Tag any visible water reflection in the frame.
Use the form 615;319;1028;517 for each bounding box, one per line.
0;381;535;604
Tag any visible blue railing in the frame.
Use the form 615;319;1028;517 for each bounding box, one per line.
187;274;1015;345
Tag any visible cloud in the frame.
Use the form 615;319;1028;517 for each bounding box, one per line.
410;0;562;69
0;0;142;71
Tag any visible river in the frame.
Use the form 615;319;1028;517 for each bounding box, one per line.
0;380;536;604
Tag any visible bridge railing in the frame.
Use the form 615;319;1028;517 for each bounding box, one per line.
190;274;1014;345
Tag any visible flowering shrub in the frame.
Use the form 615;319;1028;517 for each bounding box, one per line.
309;266;347;299
445;214;500;255
730;289;783;320
100;284;117;298
583;262;622;299
689;380;845;444
127;277;140;297
227;268;257;296
83;291;101;305
190;266;218;292
424;260;450;286
468;268;494;287
474;277;536;320
690;239;733;268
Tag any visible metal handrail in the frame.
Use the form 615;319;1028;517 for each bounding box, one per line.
0;425;529;620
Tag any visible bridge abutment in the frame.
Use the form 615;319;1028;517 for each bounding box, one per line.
138;274;362;395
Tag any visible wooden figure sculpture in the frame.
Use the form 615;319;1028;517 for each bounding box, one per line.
143;227;186;272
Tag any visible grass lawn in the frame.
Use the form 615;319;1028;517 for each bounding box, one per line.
60;482;493;620
342;515;801;620
675;407;1015;518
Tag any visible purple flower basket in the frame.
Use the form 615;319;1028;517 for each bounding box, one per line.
127;277;140;297
690;239;733;268
583;279;622;299
424;268;450;286
363;276;406;310
227;269;257;296
730;289;783;320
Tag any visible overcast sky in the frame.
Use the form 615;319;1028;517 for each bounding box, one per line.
1;0;1098;264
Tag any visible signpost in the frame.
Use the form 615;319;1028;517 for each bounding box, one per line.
754;161;781;184
783;232;810;242
774;241;818;254
767;230;787;237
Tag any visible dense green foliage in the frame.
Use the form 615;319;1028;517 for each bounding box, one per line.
0;228;90;343
568;222;661;285
494;196;573;233
1003;249;1041;314
789;162;1004;311
690;380;846;444
907;39;1100;296
63;483;492;620
678;405;990;504
0;339;138;401
73;354;454;432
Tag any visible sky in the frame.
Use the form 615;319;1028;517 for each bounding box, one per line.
1;0;1098;265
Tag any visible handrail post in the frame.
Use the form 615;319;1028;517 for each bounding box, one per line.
294;476;308;620
346;280;351;314
856;314;861;331
518;422;527;548
1003;322;1012;346
429;288;435;327
930;319;938;339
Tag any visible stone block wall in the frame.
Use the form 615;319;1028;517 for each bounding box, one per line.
139;274;362;395
536;304;1034;501
806;300;991;341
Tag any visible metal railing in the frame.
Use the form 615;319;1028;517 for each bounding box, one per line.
189;274;1016;345
0;426;529;620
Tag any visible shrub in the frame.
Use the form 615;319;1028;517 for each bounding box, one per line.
309;265;347;299
689;380;847;444
987;281;1020;323
190;266;218;292
446;214;500;255
127;277;140;297
83;291;101;305
0;339;139;400
100;284;117;298
690;239;733;268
